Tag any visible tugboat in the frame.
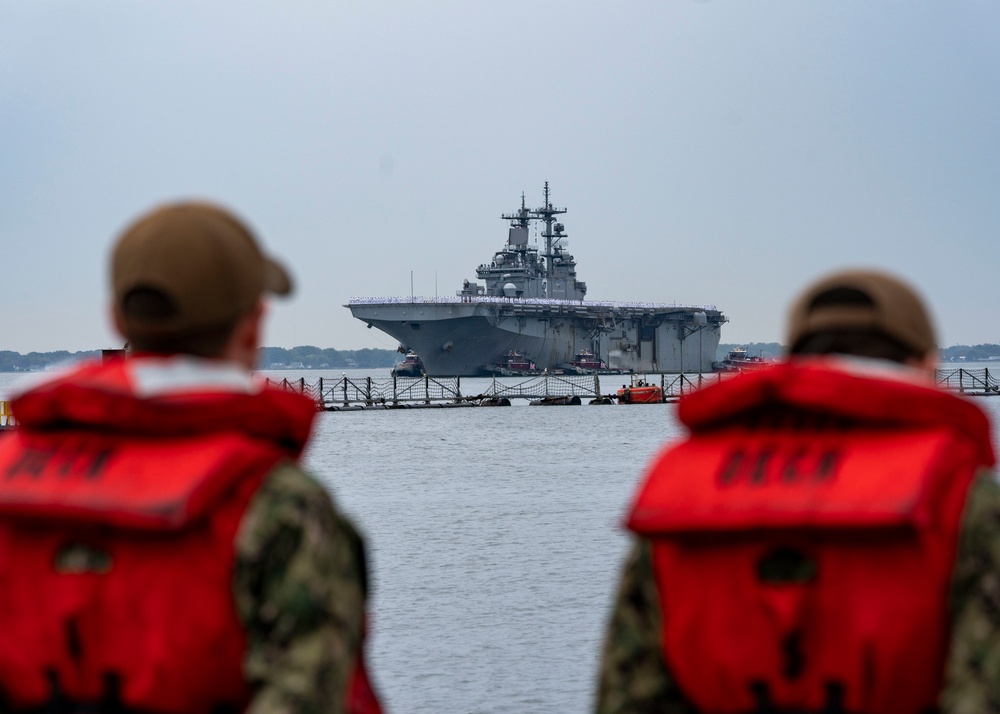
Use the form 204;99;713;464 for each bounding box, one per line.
482;350;539;376
713;346;770;372
391;351;425;377
560;349;607;374
558;349;630;375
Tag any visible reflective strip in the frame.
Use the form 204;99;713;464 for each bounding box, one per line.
130;357;259;397
821;354;932;385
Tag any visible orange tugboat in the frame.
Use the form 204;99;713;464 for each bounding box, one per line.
616;380;663;404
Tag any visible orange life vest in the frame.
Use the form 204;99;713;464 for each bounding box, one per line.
628;358;995;714
0;357;380;714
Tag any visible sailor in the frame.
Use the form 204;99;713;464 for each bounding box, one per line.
596;269;999;713
0;202;381;714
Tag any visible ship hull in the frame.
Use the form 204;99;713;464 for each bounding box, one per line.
349;299;723;376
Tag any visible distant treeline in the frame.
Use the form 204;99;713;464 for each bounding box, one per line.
0;350;101;372
257;346;396;370
940;344;1000;362
0;347;399;372
2;342;997;372
719;343;1000;363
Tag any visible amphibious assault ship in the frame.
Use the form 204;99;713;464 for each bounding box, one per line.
347;184;726;376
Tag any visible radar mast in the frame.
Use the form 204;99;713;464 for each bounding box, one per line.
501;192;531;231
532;182;567;293
501;182;568;297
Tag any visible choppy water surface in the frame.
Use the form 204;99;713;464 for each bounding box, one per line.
5;366;1000;713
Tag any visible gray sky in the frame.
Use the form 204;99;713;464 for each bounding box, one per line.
3;1;998;353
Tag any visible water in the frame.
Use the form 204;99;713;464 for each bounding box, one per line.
4;366;1000;712
304;395;680;713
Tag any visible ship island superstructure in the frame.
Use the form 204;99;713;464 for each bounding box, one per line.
348;183;727;376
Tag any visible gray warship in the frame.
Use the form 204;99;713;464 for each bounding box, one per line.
347;184;727;376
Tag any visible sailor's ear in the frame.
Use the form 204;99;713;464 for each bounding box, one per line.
906;351;939;381
222;300;266;370
111;304;127;339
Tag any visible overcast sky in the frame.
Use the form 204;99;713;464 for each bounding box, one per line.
2;1;998;353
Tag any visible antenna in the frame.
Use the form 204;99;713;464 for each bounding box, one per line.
501;192;531;229
530;181;567;296
502;191;535;248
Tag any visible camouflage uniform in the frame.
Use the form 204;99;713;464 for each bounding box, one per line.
596;473;1000;714
235;462;368;714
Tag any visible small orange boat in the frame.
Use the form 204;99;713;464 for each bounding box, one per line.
617;381;663;404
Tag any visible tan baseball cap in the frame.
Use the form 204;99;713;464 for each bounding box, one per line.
112;201;292;339
786;269;937;356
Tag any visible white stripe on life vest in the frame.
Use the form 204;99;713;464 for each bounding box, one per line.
130;357;260;397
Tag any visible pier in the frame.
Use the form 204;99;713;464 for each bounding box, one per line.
935;367;1000;395
0;370;996;427
265;373;674;410
266;371;748;410
262;367;1000;411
